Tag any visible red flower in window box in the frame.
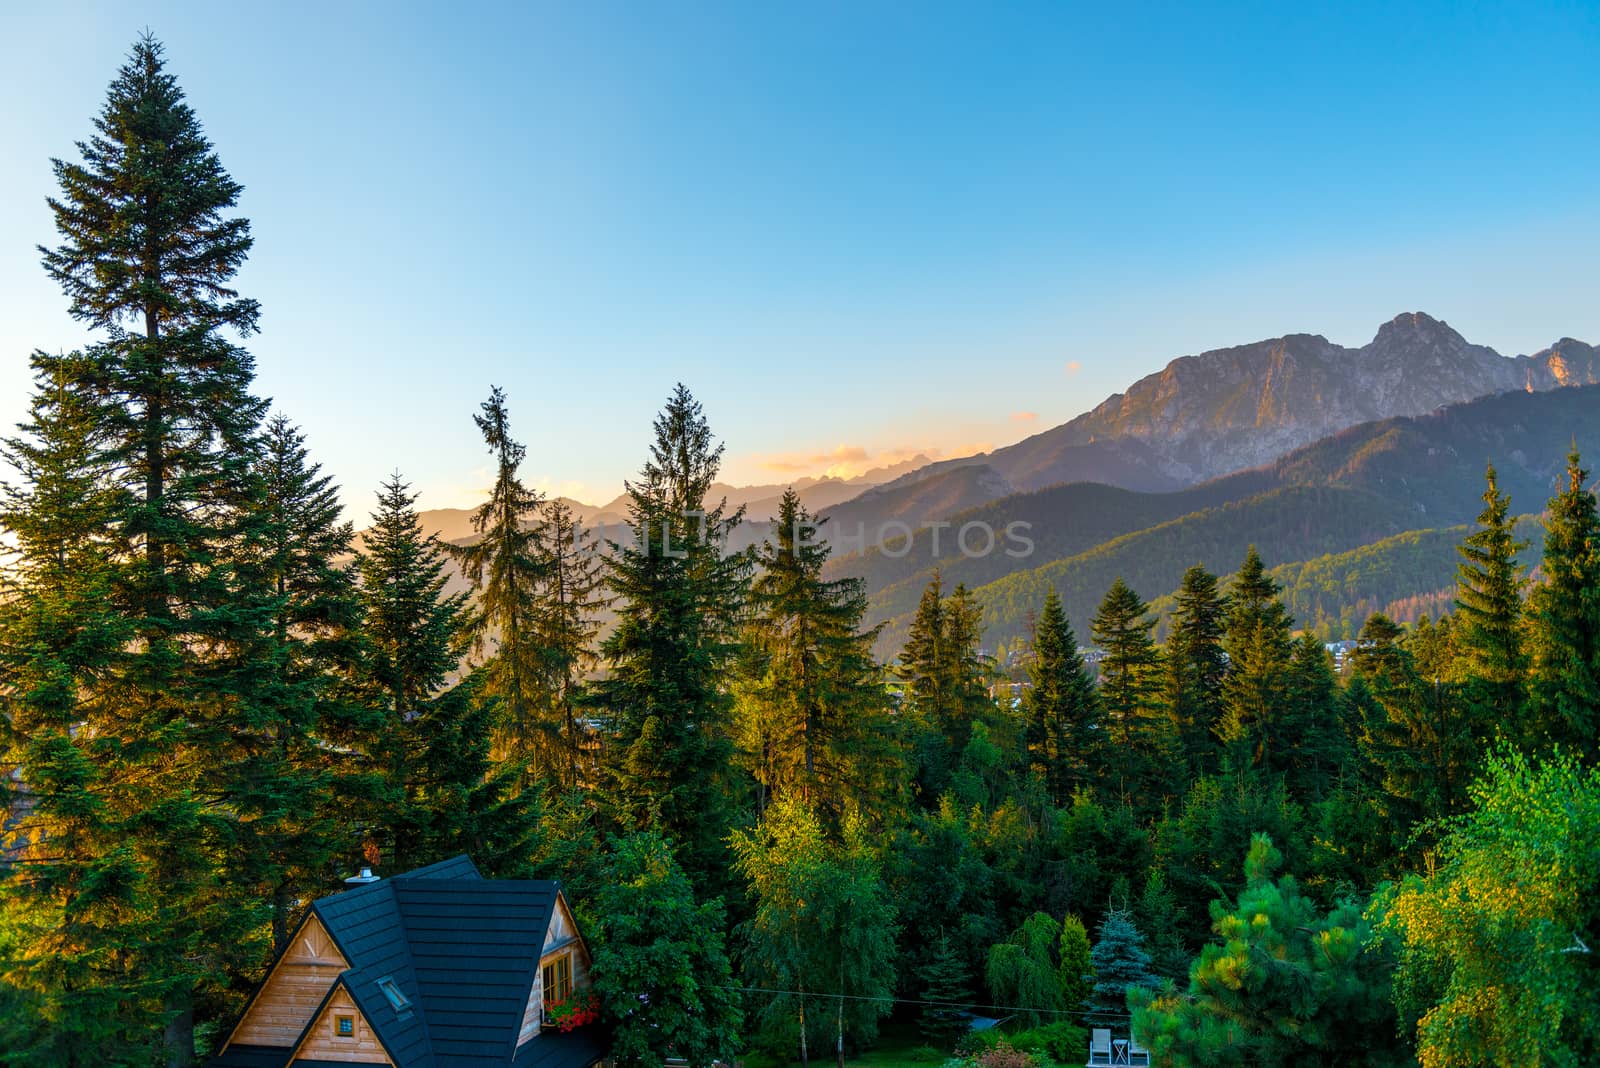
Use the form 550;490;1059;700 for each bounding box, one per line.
544;989;599;1032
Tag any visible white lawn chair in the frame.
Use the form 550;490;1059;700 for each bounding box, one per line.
1087;1028;1113;1066
1129;1034;1151;1066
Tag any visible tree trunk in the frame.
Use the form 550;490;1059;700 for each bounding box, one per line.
164;990;195;1068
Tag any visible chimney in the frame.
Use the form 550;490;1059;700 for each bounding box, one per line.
345;866;380;887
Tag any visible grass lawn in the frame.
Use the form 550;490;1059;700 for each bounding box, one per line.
741;1017;953;1068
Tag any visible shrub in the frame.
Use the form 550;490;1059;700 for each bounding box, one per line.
1007;1020;1089;1064
973;1039;1036;1068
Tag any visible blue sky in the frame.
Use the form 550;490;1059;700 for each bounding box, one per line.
3;2;1598;514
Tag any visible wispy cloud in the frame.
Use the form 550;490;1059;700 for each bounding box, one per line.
1010;410;1038;423
751;442;974;481
1064;360;1083;375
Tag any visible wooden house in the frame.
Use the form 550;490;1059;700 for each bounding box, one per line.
210;855;604;1068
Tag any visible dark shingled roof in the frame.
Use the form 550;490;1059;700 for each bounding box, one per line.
209;856;599;1068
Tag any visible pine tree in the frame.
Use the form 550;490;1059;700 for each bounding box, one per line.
1452;465;1527;745
1090;578;1163;800
446;387;554;768
1133;835;1405;1067
1526;449;1600;760
357;475;470;721
1280;634;1347;802
1164;565;1228;784
353;476;535;871
0;351;150;1063
1084;909;1158;1026
251;415;366;951
916;932;973;1047
1217;547;1294;774
37;35;275;1063
734;490;894;819
589;384;749;886
1022;587;1098;803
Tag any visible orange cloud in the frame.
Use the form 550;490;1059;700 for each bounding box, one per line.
1010;411;1038;423
752;443;976;482
1064;360;1083;375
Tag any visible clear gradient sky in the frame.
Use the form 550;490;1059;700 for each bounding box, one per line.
3;2;1598;514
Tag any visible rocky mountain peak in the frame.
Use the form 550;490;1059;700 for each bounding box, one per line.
1369;311;1468;352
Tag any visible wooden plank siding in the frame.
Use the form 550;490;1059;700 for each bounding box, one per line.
291;985;393;1064
517;892;593;1048
227;914;349;1049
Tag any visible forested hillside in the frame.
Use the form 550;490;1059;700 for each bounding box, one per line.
862;384;1600;651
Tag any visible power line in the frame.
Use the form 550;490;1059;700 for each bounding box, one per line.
721;985;1135;1022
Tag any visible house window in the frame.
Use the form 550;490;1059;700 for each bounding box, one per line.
334;1015;355;1038
377;976;411;1012
543;953;573;1006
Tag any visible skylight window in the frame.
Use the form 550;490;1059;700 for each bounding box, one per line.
376;976;411;1012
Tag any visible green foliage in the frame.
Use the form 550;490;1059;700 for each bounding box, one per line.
1376;752;1600;1067
586;833;743;1068
1004;1020;1088;1065
732;798;899;1056
1132;833;1408;1067
985;913;1066;1027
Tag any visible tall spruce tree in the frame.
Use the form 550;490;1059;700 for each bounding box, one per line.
896;574;994;803
251;415;366;951
446;387;554;768
1090;578;1164;800
353;475;535;871
37;35;275;1064
1022;587;1098;803
734;490;894;819
1217;547;1294;774
1164;565;1228;784
530;498;607;788
1452;465;1527;747
589;385;749;886
1526;449;1600;760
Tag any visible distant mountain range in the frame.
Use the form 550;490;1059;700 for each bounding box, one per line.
395;310;1598;660
814;313;1598;547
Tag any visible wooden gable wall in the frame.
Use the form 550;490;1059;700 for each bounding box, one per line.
517;891;593;1047
291;984;393;1065
227;913;348;1049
